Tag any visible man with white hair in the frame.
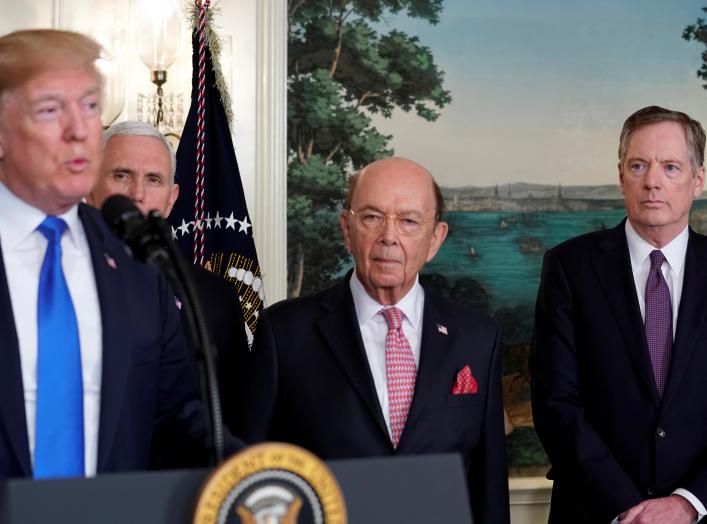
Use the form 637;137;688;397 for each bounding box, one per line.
88;120;250;439
87;120;179;217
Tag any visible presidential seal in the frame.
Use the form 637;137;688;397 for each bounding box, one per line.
193;443;347;524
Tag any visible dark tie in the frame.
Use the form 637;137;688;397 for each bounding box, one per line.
34;217;84;478
381;306;417;448
645;250;672;398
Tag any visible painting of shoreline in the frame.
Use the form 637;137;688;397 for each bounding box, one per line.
419;187;707;475
285;0;707;477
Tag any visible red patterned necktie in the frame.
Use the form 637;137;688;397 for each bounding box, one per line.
381;306;417;448
645;250;672;397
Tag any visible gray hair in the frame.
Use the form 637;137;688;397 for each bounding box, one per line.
619;106;706;174
102;121;176;181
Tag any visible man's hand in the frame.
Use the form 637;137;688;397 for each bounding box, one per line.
619;495;697;524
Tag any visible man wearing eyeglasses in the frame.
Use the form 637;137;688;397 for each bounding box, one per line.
235;157;510;524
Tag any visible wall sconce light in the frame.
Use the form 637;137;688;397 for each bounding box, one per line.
134;0;182;131
96;45;126;128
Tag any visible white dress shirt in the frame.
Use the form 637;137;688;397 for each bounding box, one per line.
349;270;425;439
625;219;686;335
619;219;705;522
0;182;102;476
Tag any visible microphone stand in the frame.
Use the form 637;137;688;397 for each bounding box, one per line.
135;212;225;466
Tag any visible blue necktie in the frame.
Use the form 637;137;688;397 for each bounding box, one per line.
34;216;84;478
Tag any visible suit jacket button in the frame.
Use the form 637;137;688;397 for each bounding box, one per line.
656;427;666;438
647;486;656;496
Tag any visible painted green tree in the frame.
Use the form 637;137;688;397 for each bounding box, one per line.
683;7;707;88
287;0;451;297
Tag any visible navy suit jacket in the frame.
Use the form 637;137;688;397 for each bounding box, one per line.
531;220;707;522
0;203;215;477
152;265;251;469
234;278;510;524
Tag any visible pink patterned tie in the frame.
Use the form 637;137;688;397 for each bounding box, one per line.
645;250;672;397
381;306;417;448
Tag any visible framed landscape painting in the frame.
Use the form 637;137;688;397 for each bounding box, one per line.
286;0;707;476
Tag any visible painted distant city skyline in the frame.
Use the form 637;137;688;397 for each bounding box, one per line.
372;0;707;187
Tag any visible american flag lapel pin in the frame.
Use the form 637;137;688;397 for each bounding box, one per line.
437;324;448;335
104;253;117;269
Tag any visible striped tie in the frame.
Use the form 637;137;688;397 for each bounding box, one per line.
381;306;417;448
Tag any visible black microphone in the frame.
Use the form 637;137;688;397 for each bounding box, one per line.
101;195;171;263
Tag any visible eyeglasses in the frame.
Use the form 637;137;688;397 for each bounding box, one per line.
348;209;432;236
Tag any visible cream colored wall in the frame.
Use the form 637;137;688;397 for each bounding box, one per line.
0;0;287;305
510;478;552;524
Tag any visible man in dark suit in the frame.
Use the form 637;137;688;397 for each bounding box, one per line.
236;157;510;523
0;29;238;478
87;120;250;436
531;106;707;524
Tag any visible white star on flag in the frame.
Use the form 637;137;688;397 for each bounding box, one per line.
237;216;252;234
213;211;223;228
225;212;237;230
177;219;191;236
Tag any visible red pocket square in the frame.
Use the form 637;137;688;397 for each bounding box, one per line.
451;365;478;395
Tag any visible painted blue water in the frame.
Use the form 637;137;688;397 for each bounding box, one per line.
339;203;707;310
424;209;627;308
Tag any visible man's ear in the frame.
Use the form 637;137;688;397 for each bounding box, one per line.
426;221;449;262
694;166;705;198
164;183;180;217
339;212;353;253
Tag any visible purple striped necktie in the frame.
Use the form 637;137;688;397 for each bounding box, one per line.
645;250;672;397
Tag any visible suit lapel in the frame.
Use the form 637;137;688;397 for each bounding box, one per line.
0;244;32;475
315;282;390;441
78;205;132;471
662;231;707;408
592;222;660;407
401;292;453;446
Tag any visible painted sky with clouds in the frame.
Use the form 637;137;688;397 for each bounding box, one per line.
371;0;707;187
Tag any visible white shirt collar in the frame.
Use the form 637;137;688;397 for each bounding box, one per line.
349;270;424;330
0;181;81;250
625;218;688;274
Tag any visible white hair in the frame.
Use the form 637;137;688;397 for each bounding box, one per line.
102;121;176;181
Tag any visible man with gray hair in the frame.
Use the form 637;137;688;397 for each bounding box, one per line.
236;156;509;523
87;120;179;217
532;106;707;523
88;121;250;442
